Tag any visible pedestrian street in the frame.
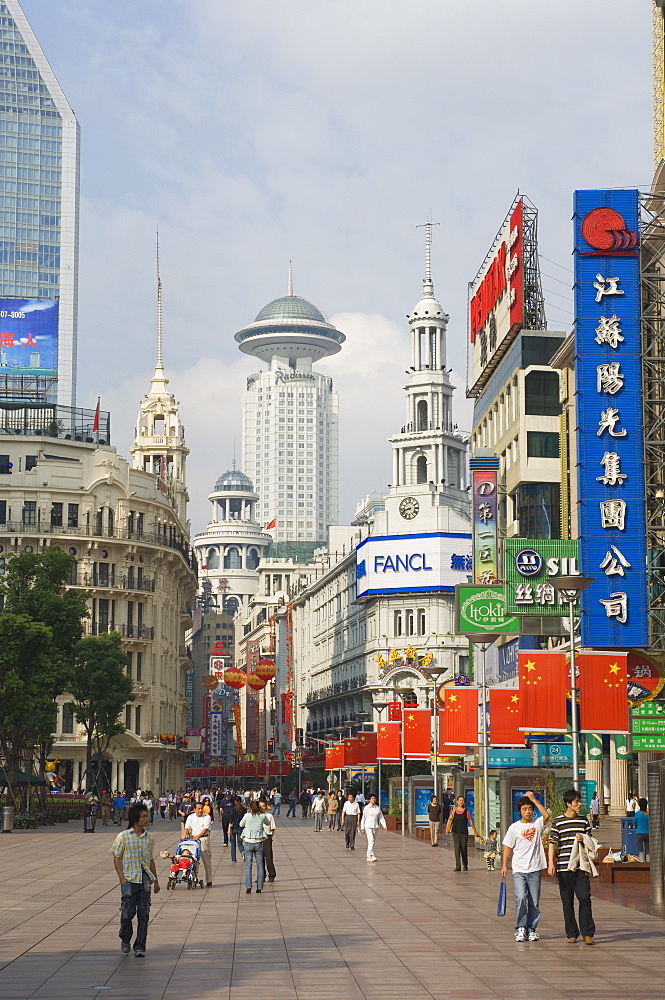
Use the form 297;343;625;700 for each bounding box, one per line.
1;816;663;1000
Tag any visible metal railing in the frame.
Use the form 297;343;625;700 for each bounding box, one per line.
84;622;154;640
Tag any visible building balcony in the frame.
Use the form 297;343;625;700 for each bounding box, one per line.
66;570;156;592
84;622;154;640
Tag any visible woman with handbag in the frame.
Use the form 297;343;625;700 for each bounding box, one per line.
445;795;479;871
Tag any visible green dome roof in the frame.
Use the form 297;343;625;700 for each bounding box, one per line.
255;295;326;324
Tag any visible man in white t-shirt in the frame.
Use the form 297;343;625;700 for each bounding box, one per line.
501;791;550;943
341;793;361;850
311;791;327;832
184;802;213;887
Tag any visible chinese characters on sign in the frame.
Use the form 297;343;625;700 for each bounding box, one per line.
574;190;648;647
471;459;499;585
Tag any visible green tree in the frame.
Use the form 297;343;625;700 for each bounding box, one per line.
0;613;52;805
67;632;132;793
1;549;88;791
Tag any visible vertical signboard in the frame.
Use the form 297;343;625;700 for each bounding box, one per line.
573;189;648;647
470;455;499;584
208;711;223;758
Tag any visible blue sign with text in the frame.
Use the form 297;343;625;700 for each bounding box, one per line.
487;749;532;768
573;190;648;647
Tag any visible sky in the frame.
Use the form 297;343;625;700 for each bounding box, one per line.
20;0;652;532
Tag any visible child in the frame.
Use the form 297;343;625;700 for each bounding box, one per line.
484;830;499;871
169;848;193;878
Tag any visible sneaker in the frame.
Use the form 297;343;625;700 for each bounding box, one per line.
206;882;213;887
367;856;376;862
528;930;539;942
120;943;130;954
134;949;145;958
515;928;527;942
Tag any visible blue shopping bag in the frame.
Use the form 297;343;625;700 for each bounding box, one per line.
497;877;507;916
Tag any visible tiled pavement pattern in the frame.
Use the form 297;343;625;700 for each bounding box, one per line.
0;816;663;1000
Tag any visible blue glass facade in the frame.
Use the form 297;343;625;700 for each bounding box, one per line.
0;3;61;300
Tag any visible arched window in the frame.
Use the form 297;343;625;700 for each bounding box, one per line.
416;455;427;483
246;547;260;570
206;547;219;570
417;399;428;431
224;546;241;570
224;595;239;616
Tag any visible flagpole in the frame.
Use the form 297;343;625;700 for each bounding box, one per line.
468;634;499;843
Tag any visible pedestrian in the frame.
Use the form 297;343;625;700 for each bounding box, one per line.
99;790;112;826
484;830;500;871
286;789;297;818
501;791;550;943
184;801;213;887
547;788;597;945
113;790;126;826
239;800;271;893
360;793;387;862
441;790;452;825
202;796;215;823
168;791;177;821
311;790;326;831
158;794;167;820
428;795;441;847
631;798;650;861
326;790;339;831
341;792;361;850
272;789;282;816
625;792;638;818
589;793;600;830
178;795;193;837
259;800;277;882
335;789;344;830
445;795;479;871
110;803;160;958
228;797;246;863
220;789;236;846
299;788;311;819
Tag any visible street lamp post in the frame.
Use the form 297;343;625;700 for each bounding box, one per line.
355;711;371;800
551;576;594;789
465;633;500;842
371;701;388;805
420;666;448;804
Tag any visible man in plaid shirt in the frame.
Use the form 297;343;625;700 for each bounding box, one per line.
110;802;160;957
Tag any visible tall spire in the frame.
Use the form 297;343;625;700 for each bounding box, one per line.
156;229;163;369
287;259;293;297
416;217;440;297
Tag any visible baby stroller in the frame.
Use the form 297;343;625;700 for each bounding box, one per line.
167;838;203;890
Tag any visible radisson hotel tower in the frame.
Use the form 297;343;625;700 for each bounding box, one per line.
235;270;345;561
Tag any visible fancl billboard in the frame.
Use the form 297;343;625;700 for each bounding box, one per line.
573;190;648;647
356;531;471;599
0;298;58;377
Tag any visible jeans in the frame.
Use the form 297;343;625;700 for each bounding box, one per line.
119;880;151;953
512;871;542;931
286;801;296;817
452;833;468;869
557;870;595;939
637;833;650;861
273;802;281;816
222;814;234;845
244;841;265;890
229;829;244;862
113;807;124;825
263;835;276;879
429;820;440;846
314;810;324;831
327;811;338;830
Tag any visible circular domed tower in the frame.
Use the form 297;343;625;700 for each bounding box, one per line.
192;468;272;616
235;269;343;558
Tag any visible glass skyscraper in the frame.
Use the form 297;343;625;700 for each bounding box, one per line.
0;1;79;406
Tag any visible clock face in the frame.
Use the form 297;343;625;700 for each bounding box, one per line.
399;496;419;520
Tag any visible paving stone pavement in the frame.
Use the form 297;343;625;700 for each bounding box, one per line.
0;815;663;1000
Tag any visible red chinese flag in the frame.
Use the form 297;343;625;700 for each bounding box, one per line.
377;722;401;760
357;731;378;764
441;688;478;745
518;652;567;732
434;713;468;755
489;689;526;746
343;738;359;766
578;652;629;734
403;708;431;757
325;744;344;769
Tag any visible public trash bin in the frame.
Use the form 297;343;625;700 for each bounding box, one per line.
2;805;14;833
83;809;96;833
621;816;639;856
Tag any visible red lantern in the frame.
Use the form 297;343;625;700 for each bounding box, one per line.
256;658;276;682
223;666;247;690
246;672;268;691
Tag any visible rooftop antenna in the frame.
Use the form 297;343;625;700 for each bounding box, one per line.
287;260;293;297
416;214;440;294
232;438;236;470
156;229;163;369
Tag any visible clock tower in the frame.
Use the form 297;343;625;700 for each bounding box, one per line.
379;223;471;536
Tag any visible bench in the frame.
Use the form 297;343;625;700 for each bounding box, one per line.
598;861;650;885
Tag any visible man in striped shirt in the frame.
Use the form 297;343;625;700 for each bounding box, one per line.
547;789;595;945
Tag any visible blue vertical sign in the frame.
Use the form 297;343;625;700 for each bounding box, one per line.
574;190;648;647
